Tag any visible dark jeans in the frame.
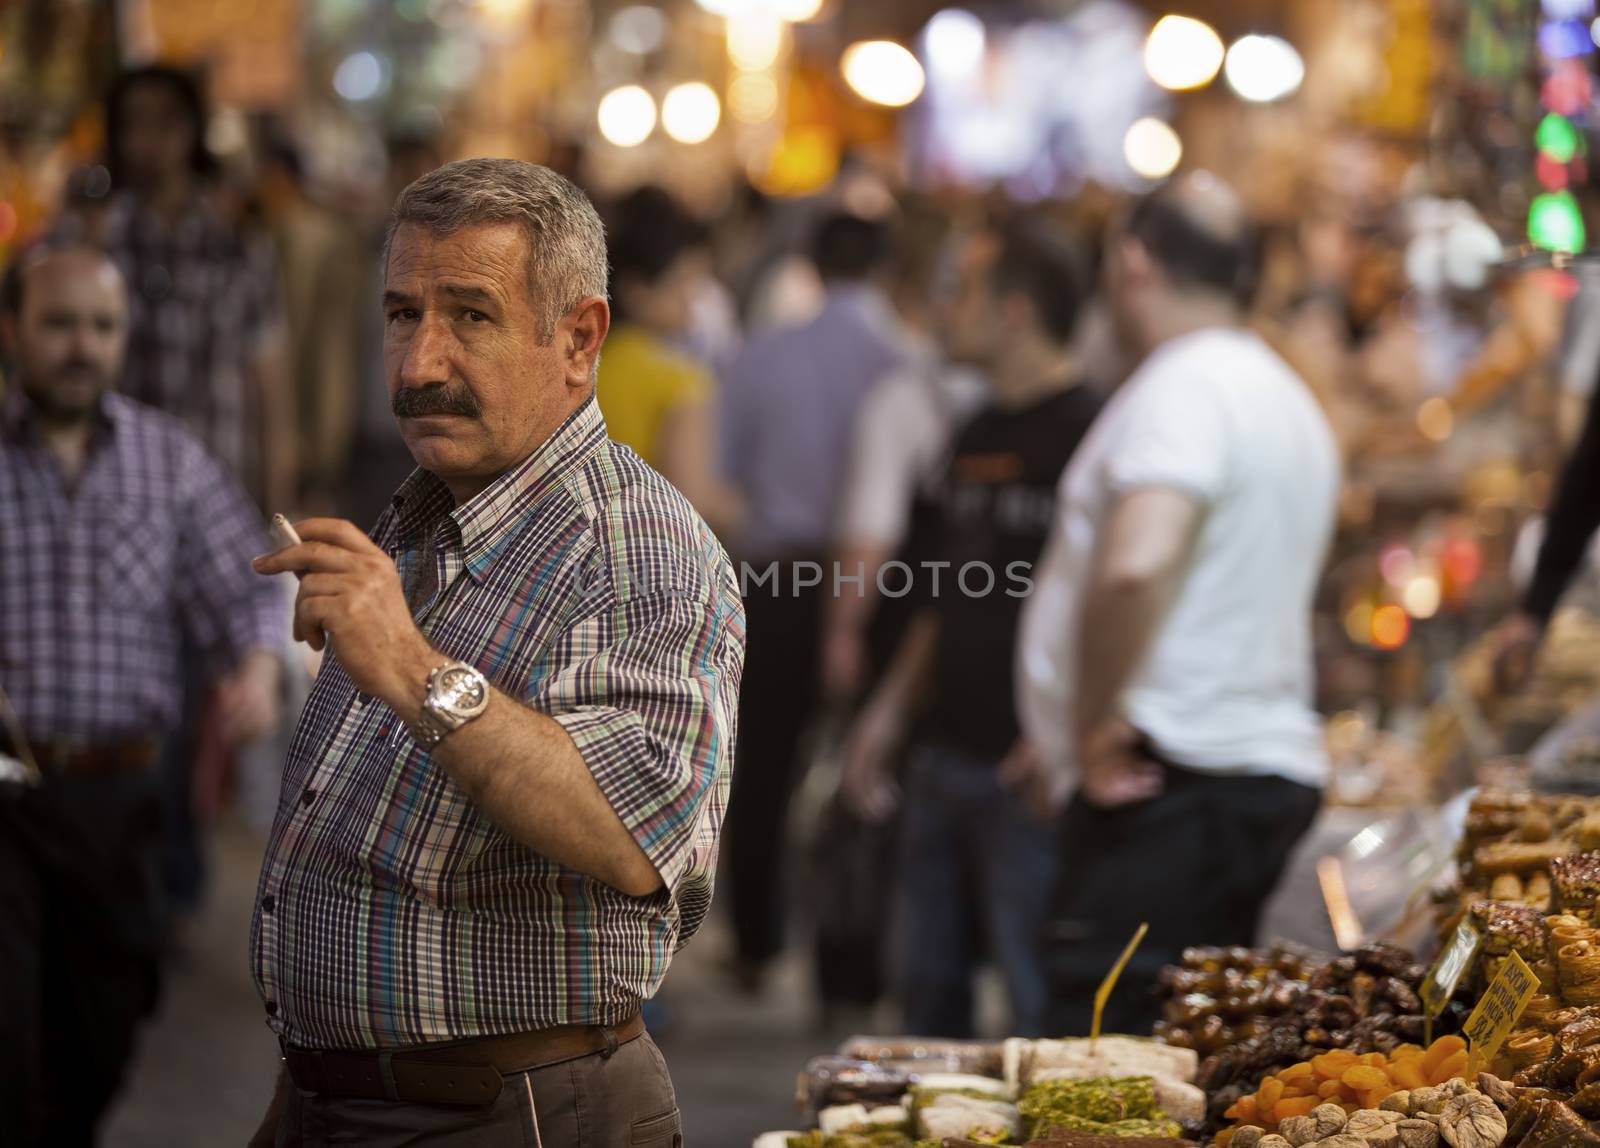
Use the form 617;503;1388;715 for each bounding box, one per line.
0;769;165;1147
277;1032;682;1147
725;566;824;967
1044;760;1321;1036
895;745;1059;1038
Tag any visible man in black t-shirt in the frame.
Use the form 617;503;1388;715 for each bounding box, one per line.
841;222;1102;1037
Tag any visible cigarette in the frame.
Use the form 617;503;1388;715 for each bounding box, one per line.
268;514;304;580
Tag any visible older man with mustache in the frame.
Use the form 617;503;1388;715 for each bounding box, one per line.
248;159;744;1147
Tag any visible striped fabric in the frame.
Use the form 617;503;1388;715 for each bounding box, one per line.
0;389;283;743
252;398;745;1049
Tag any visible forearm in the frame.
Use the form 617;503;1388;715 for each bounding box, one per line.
1526;400;1600;622
380;642;660;896
1072;574;1178;745
865;611;938;722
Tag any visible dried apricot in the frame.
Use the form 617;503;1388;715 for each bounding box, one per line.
1260;1078;1286;1109
1276;1097;1318;1119
1342;1066;1391;1091
1281;1063;1316;1083
1422;1036;1467;1074
1313;1051;1359;1077
1428;1049;1468;1084
1387;1062;1429;1091
1319;1080;1350;1100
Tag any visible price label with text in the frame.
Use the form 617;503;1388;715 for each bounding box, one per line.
1421;919;1482;1021
1462;950;1539;1065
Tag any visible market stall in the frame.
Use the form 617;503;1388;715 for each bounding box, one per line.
752;788;1600;1147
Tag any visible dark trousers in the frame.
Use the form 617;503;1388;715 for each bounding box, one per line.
1044;761;1320;1036
277;1032;681;1147
896;746;1059;1038
724;566;824;967
0;770;165;1147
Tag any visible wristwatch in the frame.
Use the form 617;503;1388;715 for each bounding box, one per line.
411;662;491;749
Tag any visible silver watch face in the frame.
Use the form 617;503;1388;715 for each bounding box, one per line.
435;666;488;715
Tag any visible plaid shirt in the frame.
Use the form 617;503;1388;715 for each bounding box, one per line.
0;389;284;744
98;192;280;492
252;398;745;1048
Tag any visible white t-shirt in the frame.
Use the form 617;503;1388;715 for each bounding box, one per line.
1017;327;1340;789
836;364;986;549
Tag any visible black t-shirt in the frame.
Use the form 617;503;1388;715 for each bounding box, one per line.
910;384;1104;759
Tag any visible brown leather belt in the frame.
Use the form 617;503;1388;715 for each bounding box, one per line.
281;1013;645;1106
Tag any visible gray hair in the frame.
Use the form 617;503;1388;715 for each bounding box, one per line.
385;157;609;342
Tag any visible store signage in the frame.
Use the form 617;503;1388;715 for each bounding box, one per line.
1462;950;1540;1066
1420;918;1483;1045
1091;921;1149;1050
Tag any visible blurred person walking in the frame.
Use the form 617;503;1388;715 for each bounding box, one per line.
597;186;741;537
842;221;1102;1037
95;65;291;508
246;159;743;1147
1018;175;1338;1034
0;242;285;1148
719;210;918;989
90;65;293;922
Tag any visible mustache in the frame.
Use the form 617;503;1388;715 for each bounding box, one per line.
57;358;109;383
392;384;482;419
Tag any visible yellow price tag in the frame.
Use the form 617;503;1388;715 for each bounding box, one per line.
1461;950;1539;1067
1091;922;1149;1050
1420;919;1481;1047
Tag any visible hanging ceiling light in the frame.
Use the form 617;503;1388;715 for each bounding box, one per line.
597;85;657;147
662;82;722;143
1123;117;1183;180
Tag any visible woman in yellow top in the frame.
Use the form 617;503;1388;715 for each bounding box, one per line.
597;187;741;537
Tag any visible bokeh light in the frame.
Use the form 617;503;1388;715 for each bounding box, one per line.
771;0;825;20
1403;576;1442;620
609;6;666;54
1123;117;1182;180
1537;112;1581;162
1370;605;1411;651
597;84;657;147
728;72;780;122
1143;15;1224;92
841;40;926;108
334;51;388;102
1417;397;1454;443
923;9;986;81
1223;35;1305;102
1529;190;1587;252
727;10;784;71
662;82;721;143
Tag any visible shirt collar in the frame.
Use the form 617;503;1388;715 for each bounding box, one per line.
0;384;116;447
390;396;609;582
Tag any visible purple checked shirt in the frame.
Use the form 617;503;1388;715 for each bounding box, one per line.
251;398;745;1048
0;389;284;744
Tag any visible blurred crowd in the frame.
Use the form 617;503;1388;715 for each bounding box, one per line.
9;59;1600;1142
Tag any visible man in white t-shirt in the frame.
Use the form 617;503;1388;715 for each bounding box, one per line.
1016;173;1340;1034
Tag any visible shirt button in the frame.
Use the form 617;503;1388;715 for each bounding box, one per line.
300;788;316;808
262;895;275;914
265;1000;278;1017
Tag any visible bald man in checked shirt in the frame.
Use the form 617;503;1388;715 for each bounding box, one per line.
248;160;743;1147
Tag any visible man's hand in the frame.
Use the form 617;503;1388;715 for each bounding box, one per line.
1491;611;1546;696
216;648;282;745
1076;719;1163;809
998;737;1061;822
252;518;437;711
840;701;903;823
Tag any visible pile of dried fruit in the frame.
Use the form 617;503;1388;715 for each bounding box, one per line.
1220;1082;1505;1148
1218;1038;1473;1135
1189;945;1444;1132
1155;945;1325;1058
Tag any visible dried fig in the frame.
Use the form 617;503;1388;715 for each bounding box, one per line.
1363;1126;1401;1148
1232;1127;1266;1148
1476;1075;1516;1109
1397;1120;1441;1148
1438;1092;1508;1148
1282;1117;1319;1146
1316;1136;1373;1148
1347;1111;1405;1136
1382;1093;1414;1115
1259;1134;1293;1148
1411;1088;1448;1116
1312;1105;1352;1136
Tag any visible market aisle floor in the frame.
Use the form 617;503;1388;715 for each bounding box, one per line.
102;818;835;1147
